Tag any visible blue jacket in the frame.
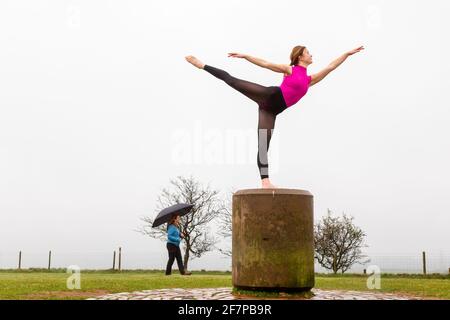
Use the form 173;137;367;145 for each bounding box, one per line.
167;224;181;246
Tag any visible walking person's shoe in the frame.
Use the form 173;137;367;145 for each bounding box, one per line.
182;271;192;276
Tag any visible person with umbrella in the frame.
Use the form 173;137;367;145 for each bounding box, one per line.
152;203;194;276
165;214;191;275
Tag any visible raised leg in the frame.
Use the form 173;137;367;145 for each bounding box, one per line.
203;64;272;106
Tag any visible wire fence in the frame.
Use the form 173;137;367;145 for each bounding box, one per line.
314;253;450;274
0;249;227;271
0;250;449;274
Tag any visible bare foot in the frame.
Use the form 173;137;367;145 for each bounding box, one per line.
261;178;277;189
185;55;205;69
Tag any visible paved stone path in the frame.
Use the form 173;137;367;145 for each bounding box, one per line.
86;287;423;300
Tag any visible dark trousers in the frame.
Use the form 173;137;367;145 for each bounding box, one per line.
166;243;184;275
203;64;287;179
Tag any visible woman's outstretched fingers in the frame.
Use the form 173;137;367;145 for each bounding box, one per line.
228;52;246;58
348;46;365;55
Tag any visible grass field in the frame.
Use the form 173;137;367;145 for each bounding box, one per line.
0;270;448;300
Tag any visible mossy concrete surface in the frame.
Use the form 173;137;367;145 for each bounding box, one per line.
232;188;314;291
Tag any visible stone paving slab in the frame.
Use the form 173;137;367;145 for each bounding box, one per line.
86;288;423;300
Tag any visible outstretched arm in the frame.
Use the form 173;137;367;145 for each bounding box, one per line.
310;46;364;87
228;52;291;74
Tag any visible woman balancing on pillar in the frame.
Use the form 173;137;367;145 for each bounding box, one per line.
185;45;364;188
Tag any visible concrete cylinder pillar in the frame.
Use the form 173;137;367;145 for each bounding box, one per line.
232;188;314;291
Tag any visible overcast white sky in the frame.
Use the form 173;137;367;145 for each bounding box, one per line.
0;0;449;271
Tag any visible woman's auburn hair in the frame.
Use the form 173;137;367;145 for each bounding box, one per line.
290;45;306;66
167;215;179;228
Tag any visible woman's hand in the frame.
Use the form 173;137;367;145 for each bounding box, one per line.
346;46;365;56
312;46;364;86
228;52;247;58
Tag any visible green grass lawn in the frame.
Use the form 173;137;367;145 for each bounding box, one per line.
315;275;449;300
0;270;448;300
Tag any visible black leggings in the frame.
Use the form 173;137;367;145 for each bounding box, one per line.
166;243;184;275
203;64;288;179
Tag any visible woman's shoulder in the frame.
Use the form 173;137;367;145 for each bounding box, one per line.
283;65;294;77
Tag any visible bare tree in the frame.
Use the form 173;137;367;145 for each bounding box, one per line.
216;188;235;257
218;199;232;257
314;209;370;274
138;175;226;271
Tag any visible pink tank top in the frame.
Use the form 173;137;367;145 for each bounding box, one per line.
279;65;312;108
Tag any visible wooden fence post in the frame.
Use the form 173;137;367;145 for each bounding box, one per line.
422;251;426;275
118;247;122;272
18;251;22;270
48;250;52;270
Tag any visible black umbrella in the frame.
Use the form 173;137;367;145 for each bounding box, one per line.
152;203;194;228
